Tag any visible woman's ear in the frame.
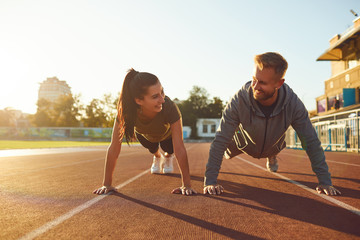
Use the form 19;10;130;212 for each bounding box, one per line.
135;98;143;106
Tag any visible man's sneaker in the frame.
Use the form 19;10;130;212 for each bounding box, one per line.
151;155;163;174
266;156;278;172
162;155;174;174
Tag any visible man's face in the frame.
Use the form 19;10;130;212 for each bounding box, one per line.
251;67;284;105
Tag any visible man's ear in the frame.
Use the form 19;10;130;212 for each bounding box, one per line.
277;78;285;88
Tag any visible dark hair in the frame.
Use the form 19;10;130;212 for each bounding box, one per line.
254;52;288;78
117;68;159;144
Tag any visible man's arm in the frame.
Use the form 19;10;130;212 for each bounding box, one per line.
291;101;331;185
204;93;241;189
291;99;341;195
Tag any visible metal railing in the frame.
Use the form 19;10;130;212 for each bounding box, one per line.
286;108;360;152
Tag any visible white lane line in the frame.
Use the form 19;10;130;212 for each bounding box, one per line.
17;144;197;240
18;169;150;240
280;152;360;167
236;156;360;217
326;160;360;167
0;148;105;158
0;144;141;158
1;152;137;177
185;144;197;151
1;158;103;177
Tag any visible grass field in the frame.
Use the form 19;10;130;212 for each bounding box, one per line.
0;140;111;150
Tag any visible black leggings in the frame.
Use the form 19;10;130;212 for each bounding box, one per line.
136;133;174;154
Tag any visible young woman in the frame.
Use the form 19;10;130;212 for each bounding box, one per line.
93;69;196;196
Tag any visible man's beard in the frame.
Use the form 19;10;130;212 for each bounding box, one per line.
252;88;276;102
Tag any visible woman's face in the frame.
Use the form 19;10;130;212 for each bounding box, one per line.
135;82;165;114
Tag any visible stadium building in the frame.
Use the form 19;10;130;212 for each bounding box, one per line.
286;15;360;152
315;16;360;115
38;77;71;102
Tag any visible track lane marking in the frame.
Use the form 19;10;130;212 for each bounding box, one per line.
1;152;137;177
17;144;198;240
0;148;106;158
0;144;142;158
236;156;360;217
18;169;150;240
280;152;360;167
326;160;360;167
1;158;104;177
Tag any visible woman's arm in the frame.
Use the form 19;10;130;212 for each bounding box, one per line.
93;119;122;195
170;118;197;195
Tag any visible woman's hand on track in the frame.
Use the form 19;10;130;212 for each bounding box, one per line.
93;185;117;195
171;186;197;196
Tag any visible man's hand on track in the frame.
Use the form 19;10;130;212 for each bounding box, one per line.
316;185;341;196
203;184;224;195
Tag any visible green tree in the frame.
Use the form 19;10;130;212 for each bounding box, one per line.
53;94;81;127
0;109;14;127
83;99;108;127
176;86;225;138
176;99;198;138
177;86;207;138
188;86;209;117
32;94;81;127
79;92;118;128
101;93;118;127
32;98;54;127
207;97;225;118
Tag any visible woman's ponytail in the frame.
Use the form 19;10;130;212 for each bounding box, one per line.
117;68;159;144
118;68;139;144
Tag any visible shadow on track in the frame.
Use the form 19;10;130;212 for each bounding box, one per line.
279;171;360;187
163;173;360;237
112;192;263;240
220;171;360;200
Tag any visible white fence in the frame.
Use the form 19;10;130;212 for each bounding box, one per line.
286;109;360;152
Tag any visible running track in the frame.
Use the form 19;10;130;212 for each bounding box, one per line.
1;143;359;239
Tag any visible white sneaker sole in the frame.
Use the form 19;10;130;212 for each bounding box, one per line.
162;156;174;174
162;168;174;174
151;168;161;174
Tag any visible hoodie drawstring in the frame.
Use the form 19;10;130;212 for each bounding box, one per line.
250;107;252;124
284;107;287;130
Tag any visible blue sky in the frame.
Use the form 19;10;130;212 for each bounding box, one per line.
0;0;358;114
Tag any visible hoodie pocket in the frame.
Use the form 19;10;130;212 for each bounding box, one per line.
234;123;256;151
275;134;286;152
234;128;248;150
266;135;286;157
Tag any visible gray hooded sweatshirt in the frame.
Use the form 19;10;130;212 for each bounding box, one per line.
204;81;332;186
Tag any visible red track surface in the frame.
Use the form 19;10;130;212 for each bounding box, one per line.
1;143;359;239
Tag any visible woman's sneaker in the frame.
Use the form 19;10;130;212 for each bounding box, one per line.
266;156;278;172
162;155;174;174
151;155;163;174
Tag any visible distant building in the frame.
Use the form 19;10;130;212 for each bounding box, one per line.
196;118;220;138
316;17;360;115
38;77;71;102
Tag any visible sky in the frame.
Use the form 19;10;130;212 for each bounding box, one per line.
0;0;359;114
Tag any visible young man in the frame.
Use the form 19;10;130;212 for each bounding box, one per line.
203;52;341;196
